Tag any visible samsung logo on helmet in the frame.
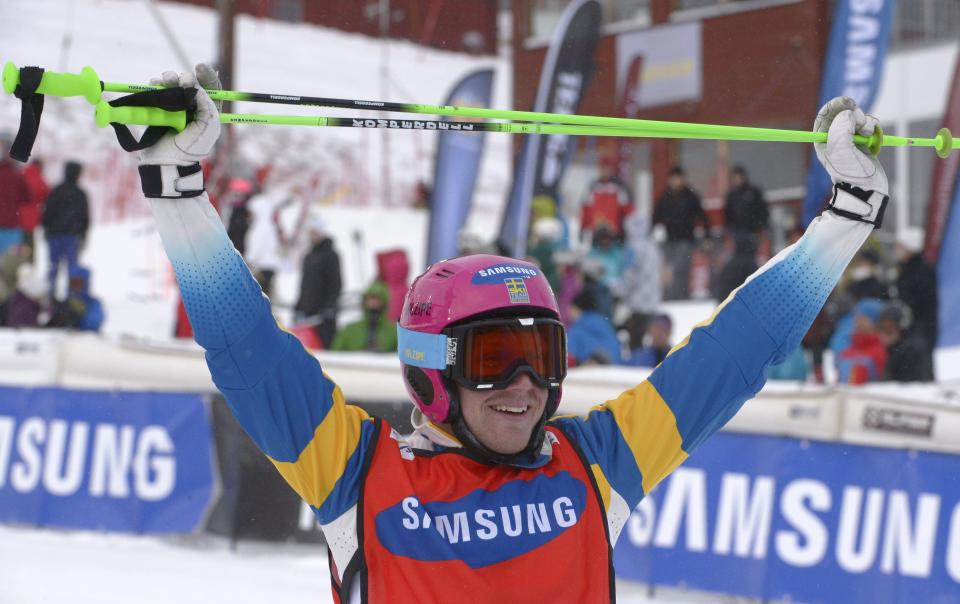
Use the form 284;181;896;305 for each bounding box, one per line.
475;265;538;279
471;264;540;285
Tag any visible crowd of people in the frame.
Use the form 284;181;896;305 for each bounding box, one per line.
0;129;939;382
514;155;938;383
0;135;103;332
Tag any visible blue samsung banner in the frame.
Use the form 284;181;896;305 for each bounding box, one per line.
498;0;601;257
0;387;216;533
801;0;895;226
426;68;494;265
614;432;960;603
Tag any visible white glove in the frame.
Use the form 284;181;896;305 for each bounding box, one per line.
139;64;221;198
813;96;889;227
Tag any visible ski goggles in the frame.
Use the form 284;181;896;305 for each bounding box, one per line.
398;317;566;390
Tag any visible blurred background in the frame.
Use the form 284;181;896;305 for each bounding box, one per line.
1;1;959;602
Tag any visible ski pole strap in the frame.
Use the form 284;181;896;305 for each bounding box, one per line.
107;86;197;152
138;163;204;199
10;66;46;162
826;182;889;229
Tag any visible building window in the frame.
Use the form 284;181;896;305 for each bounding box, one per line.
525;0;651;42
526;0;568;41
270;0;304;23
607;0;652;26
672;0;749;11
892;0;960;48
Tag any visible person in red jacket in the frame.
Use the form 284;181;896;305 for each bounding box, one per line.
837;298;888;384
0;136;30;256
138;66;889;602
20;159;49;255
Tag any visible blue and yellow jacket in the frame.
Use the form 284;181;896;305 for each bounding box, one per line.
149;193;872;602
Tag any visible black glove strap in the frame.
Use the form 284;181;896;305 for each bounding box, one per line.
138;163;204;198
108;87;198;152
10;66;47;162
826;182;889;229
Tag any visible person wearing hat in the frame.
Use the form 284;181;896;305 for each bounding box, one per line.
653;165;708;299
579;154;634;243
837;298;887;384
294;215;341;349
877;300;934;382
0;133;30;256
133;66;892;600
892;229;938;355
331;280;397;353
723;164;769;256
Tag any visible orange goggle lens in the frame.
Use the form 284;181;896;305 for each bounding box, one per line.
461;321;565;386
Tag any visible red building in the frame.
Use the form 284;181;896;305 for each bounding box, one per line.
511;0;831;229
172;0;498;54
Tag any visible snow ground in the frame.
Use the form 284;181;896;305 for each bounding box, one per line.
0;525;725;604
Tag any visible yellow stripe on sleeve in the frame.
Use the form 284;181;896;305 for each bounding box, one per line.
606;381;689;496
590;464;612;512
270;384;372;508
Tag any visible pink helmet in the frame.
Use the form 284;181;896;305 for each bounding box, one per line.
398;254;563;425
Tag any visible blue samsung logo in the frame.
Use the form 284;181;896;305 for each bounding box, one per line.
375;471;586;567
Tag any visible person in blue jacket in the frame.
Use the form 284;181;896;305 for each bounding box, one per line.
137;65;889;603
566;288;623;365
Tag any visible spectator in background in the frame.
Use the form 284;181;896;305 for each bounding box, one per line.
45;266;104;332
566;288;622;366
245;185;294;297
892;230;937;355
624;313;672;368
877;300;933;382
845;249;888;302
332;281;397;353
0;243;32;324
6;264;45;328
553;249;583;325
20;159;48;257
713;229;759;302
836;298;886;384
527;217;564;292
616;213;662;335
587;224;625;292
223;178;255;256
579;256;614;319
653;166;708;300
294;217;341;349
580;155;633;243
376;249;410;323
723;165;768;254
0;135;30;256
42;161;89;302
766;346;810;382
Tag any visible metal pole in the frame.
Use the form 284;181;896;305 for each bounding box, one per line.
380;0;392;206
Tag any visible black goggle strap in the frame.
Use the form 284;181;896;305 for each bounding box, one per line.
9;66;52;162
107;86;198;152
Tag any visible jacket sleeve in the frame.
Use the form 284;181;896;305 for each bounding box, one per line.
148;193;376;525
554;210;873;523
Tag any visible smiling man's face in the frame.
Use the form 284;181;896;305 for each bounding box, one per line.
457;372;548;454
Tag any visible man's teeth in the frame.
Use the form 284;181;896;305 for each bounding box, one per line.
493;405;527;414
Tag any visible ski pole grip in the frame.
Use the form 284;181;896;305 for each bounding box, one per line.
3;61;102;104
95;100;187;131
